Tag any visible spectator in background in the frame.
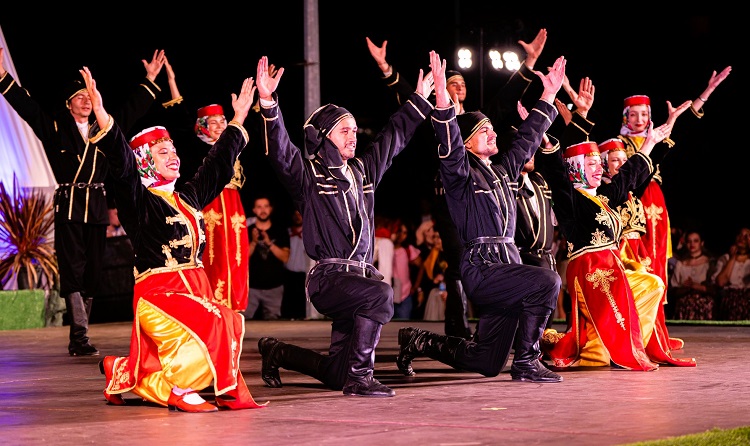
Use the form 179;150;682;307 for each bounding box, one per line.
244;196;290;320
669;229;717;320
391;220;421;320
373;215;395;292
420;231;449;321
712;227;750;320
282;209;312;319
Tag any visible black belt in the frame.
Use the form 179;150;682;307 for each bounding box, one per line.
314;258;383;280
466;236;514;248
57;182;105;190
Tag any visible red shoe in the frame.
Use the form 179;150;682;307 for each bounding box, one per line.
215;374;267;410
167;389;218;413
98;356;125;406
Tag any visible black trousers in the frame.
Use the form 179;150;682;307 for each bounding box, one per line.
306;267;394;389
454;261;561;377
54;218;107;297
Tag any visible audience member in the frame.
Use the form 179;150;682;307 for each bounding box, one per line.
712;227;750;320
245;196;290;320
669;229;717;320
391;220;421;319
282;208;312;319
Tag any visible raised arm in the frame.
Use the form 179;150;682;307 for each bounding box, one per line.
534;55;566;103
366;37;391;76
143;49;167;83
518;28;547;71
691;65;731;112
256;56;285;102
431;51;449;108
80;66;109;131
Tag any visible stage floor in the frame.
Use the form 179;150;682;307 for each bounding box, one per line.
1;320;748;445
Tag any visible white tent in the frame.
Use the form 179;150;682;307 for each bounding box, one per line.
0;25;57;194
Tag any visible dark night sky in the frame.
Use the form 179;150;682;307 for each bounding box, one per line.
1;8;746;254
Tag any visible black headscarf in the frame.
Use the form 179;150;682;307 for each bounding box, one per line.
303;104;353;159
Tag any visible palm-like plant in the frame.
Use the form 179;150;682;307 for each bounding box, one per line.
0;174;58;290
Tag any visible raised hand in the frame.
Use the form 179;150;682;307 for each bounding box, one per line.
143;49;166;82
79;66;108;129
665;99;692;126
429;50;450;109
230;77;256;124
572;77;595;116
708;66;731;90
415;68;434;100
554;98;572;125
366;37;389;70
517;101;529;121
256;56;284;101
535;55;566;102
518;28;547;69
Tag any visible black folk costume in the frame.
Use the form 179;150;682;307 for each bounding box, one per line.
94;122;263;411
0;72;160;356
398;103;563;383
377;67;473;339
257;92;434;397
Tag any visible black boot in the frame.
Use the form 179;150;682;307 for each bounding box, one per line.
258;337;324;388
65;292;98;356
342;316;394;397
397;327;466;376
444;279;473;340
510;311;562;383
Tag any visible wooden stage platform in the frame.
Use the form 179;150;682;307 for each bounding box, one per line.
1;320;748;445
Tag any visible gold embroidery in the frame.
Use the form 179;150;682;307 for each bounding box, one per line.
595;208;612;228
203;209;223;265
585;268;625;330
644;203;663;257
590;229;611;246
214;279;226;302
161;245;178;268
165;214;187;225
169;234;193;249
231;212;246;266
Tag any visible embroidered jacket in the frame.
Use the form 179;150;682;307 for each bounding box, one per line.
90;116;248;279
259;92;433;266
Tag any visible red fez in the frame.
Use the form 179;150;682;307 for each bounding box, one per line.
564;141;599;159
129;126;171;150
598;138;625;152
624;95;650;107
197;104;224;118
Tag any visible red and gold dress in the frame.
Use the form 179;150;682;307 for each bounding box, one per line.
92;118;263;408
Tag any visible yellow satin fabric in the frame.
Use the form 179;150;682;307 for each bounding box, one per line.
573;278;610;367
620;245;664;346
131;300;214;406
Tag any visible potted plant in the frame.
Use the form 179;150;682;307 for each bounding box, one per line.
0;173;61;329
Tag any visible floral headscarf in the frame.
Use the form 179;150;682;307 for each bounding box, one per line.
563;141;600;191
619;95;651;137
128;126;175;191
194;104;225;145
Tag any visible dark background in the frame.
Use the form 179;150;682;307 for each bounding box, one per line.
1;8;745;255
